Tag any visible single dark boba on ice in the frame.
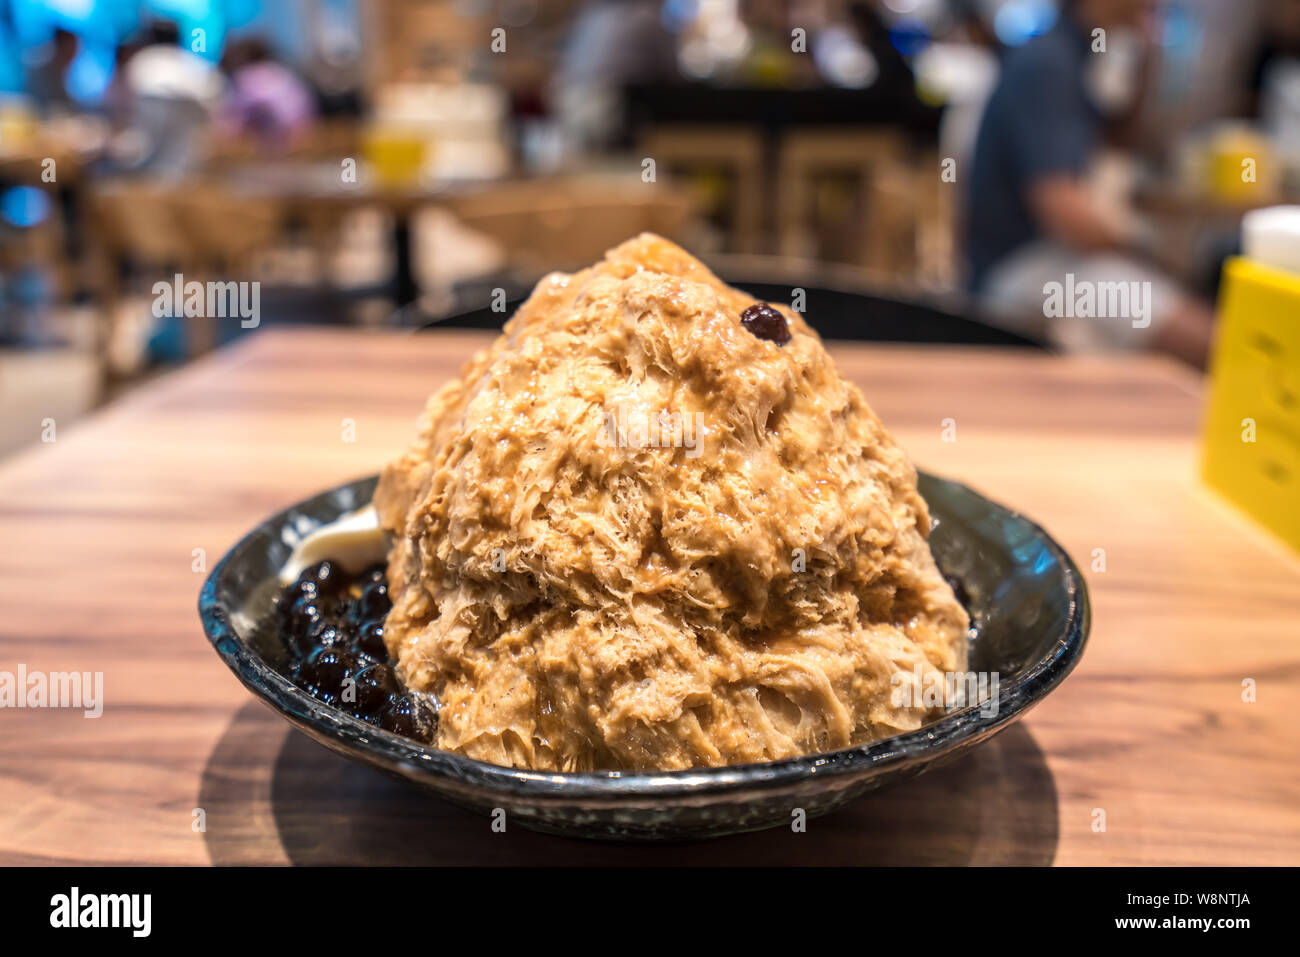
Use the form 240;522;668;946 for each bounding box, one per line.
740;303;791;344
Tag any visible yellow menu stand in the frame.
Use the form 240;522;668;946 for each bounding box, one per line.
1202;207;1300;555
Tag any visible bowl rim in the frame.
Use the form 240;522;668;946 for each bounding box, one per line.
199;472;1089;800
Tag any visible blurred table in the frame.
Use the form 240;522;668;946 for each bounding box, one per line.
218;163;696;305
0;328;1297;865
1135;185;1295;218
0;130;104;184
1135;183;1298;288
222;160;503;305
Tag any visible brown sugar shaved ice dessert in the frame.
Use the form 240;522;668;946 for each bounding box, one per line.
374;233;969;771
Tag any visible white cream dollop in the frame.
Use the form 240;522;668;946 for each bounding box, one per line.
279;505;385;584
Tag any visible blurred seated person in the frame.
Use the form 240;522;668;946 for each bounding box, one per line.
26;28;80;117
965;0;1214;367
553;0;678;152
115;21;224;177
1247;0;1300;116
1246;0;1300;157
219;39;317;152
914;0;1002;173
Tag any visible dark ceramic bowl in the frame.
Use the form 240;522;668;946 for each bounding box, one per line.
199;473;1088;842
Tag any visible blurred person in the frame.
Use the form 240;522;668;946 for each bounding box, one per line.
843;1;927;100
219;38;317;151
1246;0;1300;157
552;0;679;152
965;0;1215;367
116;21;223;177
25;28;80;116
303;25;365;117
913;0;1002;172
1247;0;1300;116
828;1;943;132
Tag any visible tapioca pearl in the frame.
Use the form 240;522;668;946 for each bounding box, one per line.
307;617;358;650
354;581;391;622
356;618;387;660
379;693;438;742
352;663;400;716
298;646;361;701
298;559;350;603
284;596;326;654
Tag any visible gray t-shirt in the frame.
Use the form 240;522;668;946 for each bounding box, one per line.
965;17;1100;291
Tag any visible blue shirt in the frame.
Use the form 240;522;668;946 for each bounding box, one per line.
965;17;1101;291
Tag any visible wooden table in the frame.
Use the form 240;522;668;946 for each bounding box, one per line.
219;165;696;305
1;329;1297;865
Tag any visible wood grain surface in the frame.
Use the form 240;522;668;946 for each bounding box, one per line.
1;328;1296;866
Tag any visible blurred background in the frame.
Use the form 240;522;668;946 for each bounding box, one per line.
0;0;1295;457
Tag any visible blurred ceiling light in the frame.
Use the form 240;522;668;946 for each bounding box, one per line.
65;41;115;106
813;26;878;89
678;0;750;80
44;0;96;20
0;185;51;229
882;0;949;24
678;39;713;78
148;0;214;23
888;18;931;57
661;0;699;34
913;40;999;102
679;32;753;79
992;0;1057;48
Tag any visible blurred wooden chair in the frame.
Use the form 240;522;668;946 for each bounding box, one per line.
777;129;911;277
911;149;959;288
639;126;764;254
0;155;79;307
87;178;290;359
0;200;66;297
169;183;287;276
88;181;199;362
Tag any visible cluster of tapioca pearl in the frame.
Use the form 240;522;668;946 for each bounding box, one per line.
279;560;436;742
